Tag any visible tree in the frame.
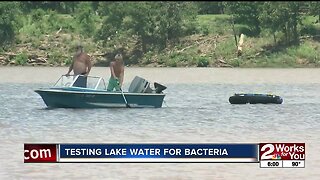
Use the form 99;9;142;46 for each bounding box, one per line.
60;2;78;13
75;2;95;38
225;2;263;36
162;2;198;42
309;2;320;23
197;2;224;14
96;2;198;53
259;2;302;44
0;2;21;47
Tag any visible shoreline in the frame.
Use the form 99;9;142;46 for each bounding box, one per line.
1;63;320;68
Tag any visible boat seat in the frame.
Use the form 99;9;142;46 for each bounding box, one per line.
128;76;153;93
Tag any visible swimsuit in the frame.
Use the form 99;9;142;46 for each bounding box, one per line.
107;76;120;91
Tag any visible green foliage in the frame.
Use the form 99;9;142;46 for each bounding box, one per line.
0;2;21;47
46;10;60;30
166;59;177;67
127;49;143;65
287;42;319;63
75;2;95;38
214;36;237;59
197;2;224;14
197;56;209;67
60;2;77;13
162;2;199;40
225;2;262;36
14;52;28;65
20;2;68;14
95;2;128;41
31;38;41;48
308;2;320;23
31;8;45;22
48;51;63;65
19;9;77;38
229;58;240;67
234;24;255;37
300;24;319;36
300;15;320;36
140;51;153;65
259;2;302;44
96;2;198;53
63;57;72;65
197;15;231;35
1;2;320;68
163;52;189;67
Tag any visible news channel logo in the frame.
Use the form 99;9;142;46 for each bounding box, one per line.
259;143;305;161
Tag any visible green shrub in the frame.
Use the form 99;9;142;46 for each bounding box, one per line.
166;59;177;67
215;36;237;59
48;51;63;65
300;24;319;36
15;52;28;65
229;58;240;67
47;10;60;30
200;26;209;35
0;2;21;46
31;38;41;48
140;51;153;65
235;24;256;37
75;3;95;38
286;42;319;63
63;58;72;65
31;9;45;22
197;56;209;67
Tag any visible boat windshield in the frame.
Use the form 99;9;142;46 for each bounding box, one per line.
53;75;107;90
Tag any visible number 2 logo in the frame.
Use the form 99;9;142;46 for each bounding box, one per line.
261;144;274;160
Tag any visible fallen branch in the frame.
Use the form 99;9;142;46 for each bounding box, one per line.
237;34;245;57
56;27;62;35
177;45;193;53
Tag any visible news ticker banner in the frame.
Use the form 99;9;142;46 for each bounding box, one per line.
24;143;305;168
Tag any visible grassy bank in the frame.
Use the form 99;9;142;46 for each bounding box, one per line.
1;14;320;68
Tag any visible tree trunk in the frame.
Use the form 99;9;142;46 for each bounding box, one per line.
231;16;238;48
293;21;298;44
292;12;299;44
237;34;245;57
141;37;147;53
284;27;288;44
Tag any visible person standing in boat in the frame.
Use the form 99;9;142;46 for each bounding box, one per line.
107;53;124;91
65;44;92;88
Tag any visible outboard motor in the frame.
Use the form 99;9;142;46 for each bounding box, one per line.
128;76;166;94
154;82;167;93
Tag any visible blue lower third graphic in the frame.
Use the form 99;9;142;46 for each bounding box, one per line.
58;143;259;163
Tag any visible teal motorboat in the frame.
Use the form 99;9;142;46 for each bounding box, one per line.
35;75;167;108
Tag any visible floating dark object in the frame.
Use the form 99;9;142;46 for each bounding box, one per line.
229;93;283;104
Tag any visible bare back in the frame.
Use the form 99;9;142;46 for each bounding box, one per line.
72;53;91;75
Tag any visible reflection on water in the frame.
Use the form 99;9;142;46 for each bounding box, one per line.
0;67;319;179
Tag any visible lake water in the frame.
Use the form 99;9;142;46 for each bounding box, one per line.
0;67;319;179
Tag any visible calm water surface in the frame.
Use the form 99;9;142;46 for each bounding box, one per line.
0;67;319;179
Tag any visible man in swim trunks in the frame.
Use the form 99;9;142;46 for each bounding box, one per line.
107;53;124;91
66;44;92;88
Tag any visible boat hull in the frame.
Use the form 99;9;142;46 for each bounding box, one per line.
229;93;283;104
35;89;165;108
